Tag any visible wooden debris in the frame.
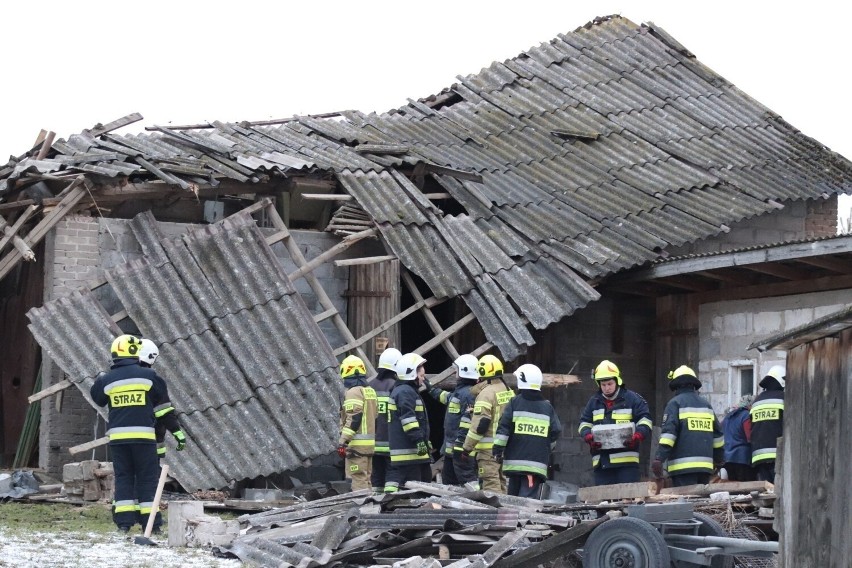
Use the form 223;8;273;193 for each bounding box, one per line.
577;481;655;502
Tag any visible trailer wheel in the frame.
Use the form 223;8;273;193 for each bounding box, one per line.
671;513;734;568
583;516;672;568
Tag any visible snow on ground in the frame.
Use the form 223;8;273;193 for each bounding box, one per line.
0;528;243;568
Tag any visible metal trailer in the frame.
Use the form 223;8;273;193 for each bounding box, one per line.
581;502;779;567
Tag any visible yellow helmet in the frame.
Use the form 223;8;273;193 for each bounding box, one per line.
477;354;504;378
340;355;366;379
593;360;622;386
668;365;697;381
111;334;142;359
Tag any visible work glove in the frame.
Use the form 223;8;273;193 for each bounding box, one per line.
337;444;348;459
416;440;429;456
623;432;644;450
492;448;504;464
651;459;664;479
584;433;602;452
173;430;187;451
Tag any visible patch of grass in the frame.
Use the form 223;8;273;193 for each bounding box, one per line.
0;502;116;534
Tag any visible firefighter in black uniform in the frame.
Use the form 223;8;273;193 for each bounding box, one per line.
493;364;561;498
420;354;479;486
138;339;186;460
653;365;724;487
750;365;785;483
90;334;181;533
367;347;402;494
578;360;653;485
384;352;431;492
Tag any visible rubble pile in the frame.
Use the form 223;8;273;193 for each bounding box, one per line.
224;482;604;567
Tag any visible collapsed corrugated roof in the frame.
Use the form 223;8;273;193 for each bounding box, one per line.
7;15;852;359
27;211;342;491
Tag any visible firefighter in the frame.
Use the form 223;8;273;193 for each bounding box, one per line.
722;394;755;481
578;360;653;485
384;352;432;492
419;353;479;486
137;339;186;461
90;334;177;534
337;354;377;492
750;365;785;483
653;365;724;487
459;354;515;493
367;347;402;494
493;364;562;498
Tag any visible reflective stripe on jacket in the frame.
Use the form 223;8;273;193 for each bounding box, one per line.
388;380;430;464
750;389;784;464
656;388;723;475
368;370;397;455
429;380;476;455
339;377;377;454
494;390;561;478
461;378;515;452
578;387;652;469
90;358;169;444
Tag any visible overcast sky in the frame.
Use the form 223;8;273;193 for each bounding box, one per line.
3;1;850;215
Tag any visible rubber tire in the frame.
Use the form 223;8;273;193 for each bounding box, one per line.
583;516;673;568
670;512;734;568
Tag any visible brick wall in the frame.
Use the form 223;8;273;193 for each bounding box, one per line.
805;196;838;237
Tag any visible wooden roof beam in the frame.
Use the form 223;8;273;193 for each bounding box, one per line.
797;255;852;275
743;262;812;281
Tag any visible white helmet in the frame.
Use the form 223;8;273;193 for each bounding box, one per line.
764;365;786;388
514;364;543;391
395;353;426;380
138;339;159;366
453;354;479;380
378;347;402;370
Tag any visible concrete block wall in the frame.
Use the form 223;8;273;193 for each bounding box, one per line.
697;289;849;415
39;214;377;476
667;197;836;256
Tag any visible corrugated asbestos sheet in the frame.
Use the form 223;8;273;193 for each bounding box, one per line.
27;211;342;491
7;15;852;358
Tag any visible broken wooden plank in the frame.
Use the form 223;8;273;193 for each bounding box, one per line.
660;480;773;497
332;296;445;356
0;204;38;257
69;436;109;455
0;179;86;281
402;270;461;361
287;227;378;282
577;481;656;503
28;379;72;403
334;255;396;267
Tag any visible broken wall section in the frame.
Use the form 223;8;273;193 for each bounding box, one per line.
37;213;381;478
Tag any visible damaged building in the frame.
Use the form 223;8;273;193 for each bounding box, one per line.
0;15;850;494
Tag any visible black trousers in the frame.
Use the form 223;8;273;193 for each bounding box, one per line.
593;466;640;486
507;474;544;498
442;454;477;486
371;454;390;492
754;461;776;483
111;442;161;529
384;462;431;492
725;462;756;481
671;472;711;487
